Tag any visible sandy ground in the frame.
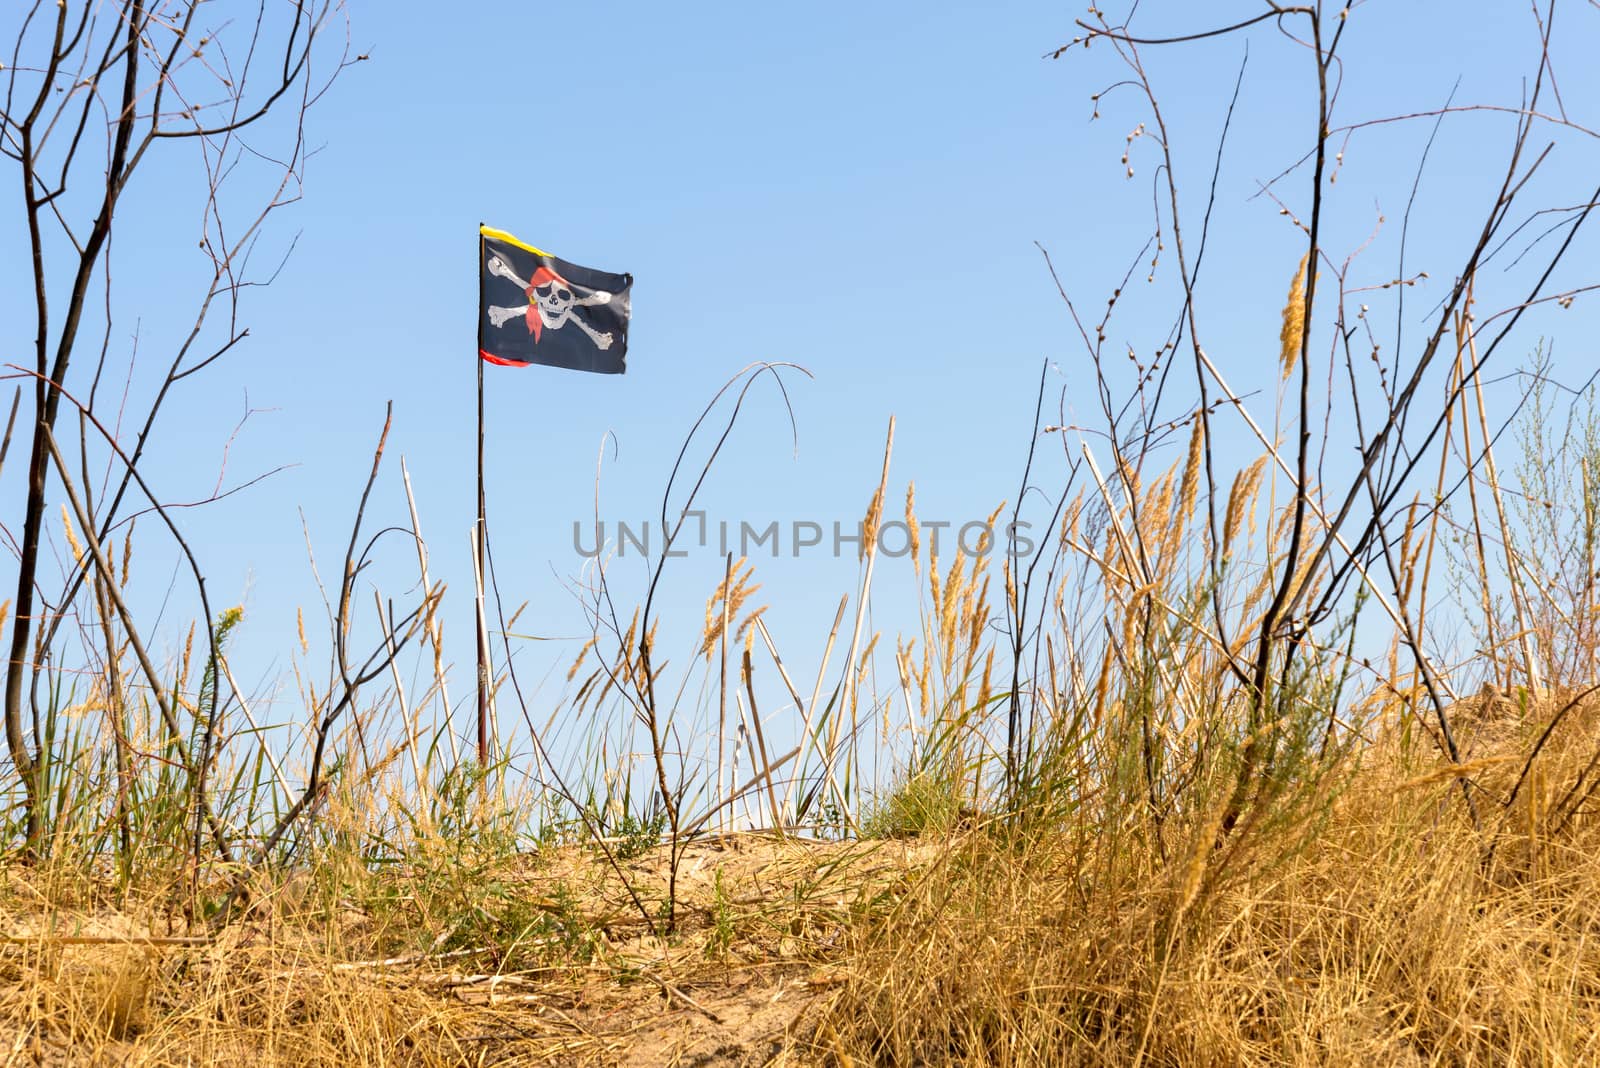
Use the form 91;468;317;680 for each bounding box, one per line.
0;833;940;1065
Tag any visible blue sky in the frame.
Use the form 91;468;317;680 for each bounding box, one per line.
4;2;1600;767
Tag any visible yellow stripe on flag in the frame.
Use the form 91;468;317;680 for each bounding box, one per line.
480;224;550;257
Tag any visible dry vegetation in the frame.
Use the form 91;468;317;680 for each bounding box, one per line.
7;1;1600;1064
5;692;1600;1065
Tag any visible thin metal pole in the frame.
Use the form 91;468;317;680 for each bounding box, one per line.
476;230;489;765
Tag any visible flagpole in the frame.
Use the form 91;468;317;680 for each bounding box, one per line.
476;228;489;766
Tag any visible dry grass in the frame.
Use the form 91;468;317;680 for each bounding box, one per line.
0;833;946;1065
814;691;1600;1067
2;693;1598;1065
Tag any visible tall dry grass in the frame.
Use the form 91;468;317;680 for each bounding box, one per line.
816;688;1600;1065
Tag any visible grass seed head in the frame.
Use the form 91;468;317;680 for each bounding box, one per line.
61;504;83;566
905;482;922;572
1280;252;1309;379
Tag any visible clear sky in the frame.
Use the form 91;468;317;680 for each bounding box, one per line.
4;2;1599;775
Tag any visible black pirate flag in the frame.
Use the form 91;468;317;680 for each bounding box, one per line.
478;226;632;375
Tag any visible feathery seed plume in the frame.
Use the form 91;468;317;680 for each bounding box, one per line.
1280;252;1309;378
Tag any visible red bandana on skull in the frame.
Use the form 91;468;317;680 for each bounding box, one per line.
524;265;573;343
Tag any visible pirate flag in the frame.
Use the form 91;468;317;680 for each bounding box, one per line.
478;225;632;375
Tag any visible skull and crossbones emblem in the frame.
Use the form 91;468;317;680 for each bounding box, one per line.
485;254;615;349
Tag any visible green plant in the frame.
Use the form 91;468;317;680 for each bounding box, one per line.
610;807;668;861
705;866;734;962
862;771;965;839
